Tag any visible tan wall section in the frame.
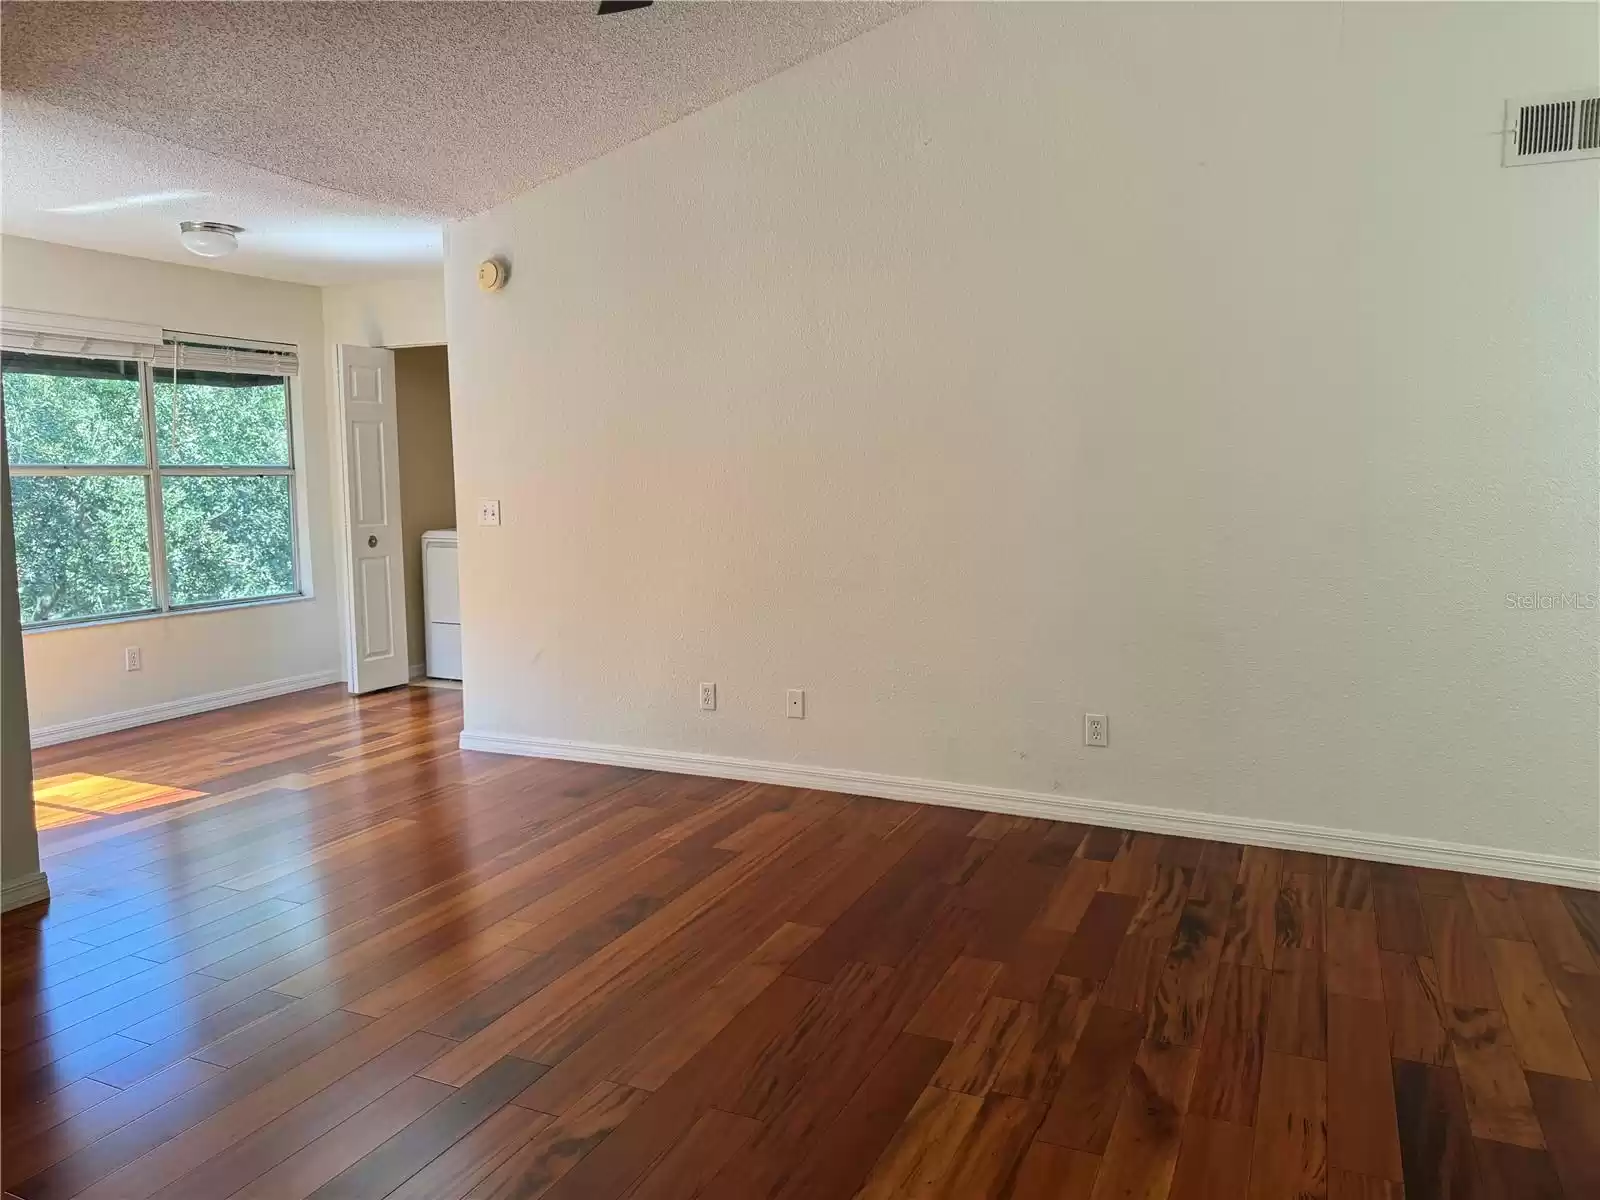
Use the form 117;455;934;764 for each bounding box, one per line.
2;446;44;906
394;346;456;674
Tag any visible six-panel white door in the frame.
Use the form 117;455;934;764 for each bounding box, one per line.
335;344;410;693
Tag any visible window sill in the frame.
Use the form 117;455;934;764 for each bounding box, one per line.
21;592;314;636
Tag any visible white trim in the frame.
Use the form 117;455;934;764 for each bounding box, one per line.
1;307;162;344
21;592;313;636
31;669;343;748
1;871;51;913
458;730;1600;889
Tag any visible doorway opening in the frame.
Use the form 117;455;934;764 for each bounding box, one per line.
393;346;459;687
335;342;458;693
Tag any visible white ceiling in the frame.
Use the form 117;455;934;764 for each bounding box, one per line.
0;1;911;285
2;95;445;286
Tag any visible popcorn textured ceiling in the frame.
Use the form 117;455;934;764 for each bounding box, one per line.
1;1;911;219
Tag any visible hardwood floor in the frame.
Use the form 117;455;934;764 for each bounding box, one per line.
4;684;1597;1199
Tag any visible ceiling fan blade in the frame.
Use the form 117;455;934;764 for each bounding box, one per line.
597;1;653;13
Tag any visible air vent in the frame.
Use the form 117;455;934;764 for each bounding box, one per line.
1504;91;1600;165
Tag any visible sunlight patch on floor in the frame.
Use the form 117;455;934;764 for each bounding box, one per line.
32;772;208;829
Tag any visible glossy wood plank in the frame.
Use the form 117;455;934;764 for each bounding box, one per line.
1373;880;1432;955
1275;870;1324;952
1190;964;1272;1125
1464;876;1531;942
620;1108;760;1200
993;974;1097;1101
1515;883;1600;978
1035;1003;1145;1154
1055;892;1137;983
1038;859;1109;933
1525;1070;1600;1199
1473;1136;1565;1199
905;955;1003;1041
759;1031;947;1200
1327;906;1385;1002
451;1079;647;1200
853;1085;984;1199
1329;1170;1405;1200
1087;1039;1197;1200
1393;1059;1483;1200
1380;951;1450;1066
1145;870;1233;1049
1328;859;1374;912
1445;1004;1547;1150
307;1055;552;1199
1327;993;1404;1183
1424;894;1504;1010
1483;937;1592;1080
1267;946;1328;1061
1167;1114;1254;1200
1247;1052;1328;1200
1006;1141;1100;1200
1220;847;1282;970
226;1075;455;1200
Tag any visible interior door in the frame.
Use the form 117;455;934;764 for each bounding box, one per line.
335;344;410;693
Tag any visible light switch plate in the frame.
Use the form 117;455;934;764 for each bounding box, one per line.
478;499;501;527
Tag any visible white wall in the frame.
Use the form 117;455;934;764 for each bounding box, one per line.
446;3;1598;874
321;275;446;351
3;235;344;737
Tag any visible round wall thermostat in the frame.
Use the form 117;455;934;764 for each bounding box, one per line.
477;258;509;292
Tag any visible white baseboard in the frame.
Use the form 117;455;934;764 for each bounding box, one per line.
31;669;344;748
1;871;50;913
459;730;1600;889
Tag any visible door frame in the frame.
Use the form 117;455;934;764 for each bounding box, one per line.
331;339;452;694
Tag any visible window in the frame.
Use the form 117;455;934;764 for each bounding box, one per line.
5;350;300;627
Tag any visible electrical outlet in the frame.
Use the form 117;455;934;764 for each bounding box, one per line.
477;499;501;527
787;689;805;719
124;646;142;672
699;682;717;711
1084;713;1108;747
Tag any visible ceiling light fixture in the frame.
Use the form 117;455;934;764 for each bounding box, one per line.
178;220;243;257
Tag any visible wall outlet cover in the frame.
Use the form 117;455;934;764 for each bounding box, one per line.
699;682;717;711
1084;713;1108;747
787;689;805;719
124;646;142;672
477;499;501;526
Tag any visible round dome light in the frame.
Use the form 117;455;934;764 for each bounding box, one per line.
178;221;243;258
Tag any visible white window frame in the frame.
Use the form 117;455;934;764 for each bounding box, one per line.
7;351;304;631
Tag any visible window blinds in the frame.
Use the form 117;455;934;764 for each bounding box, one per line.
0;308;299;376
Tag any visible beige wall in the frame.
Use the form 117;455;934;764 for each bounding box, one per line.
394;345;456;672
2;448;44;908
3;236;344;740
447;2;1598;879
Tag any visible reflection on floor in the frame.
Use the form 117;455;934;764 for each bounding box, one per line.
32;772;207;830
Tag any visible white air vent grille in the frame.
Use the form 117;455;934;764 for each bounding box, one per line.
1504;91;1600;165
